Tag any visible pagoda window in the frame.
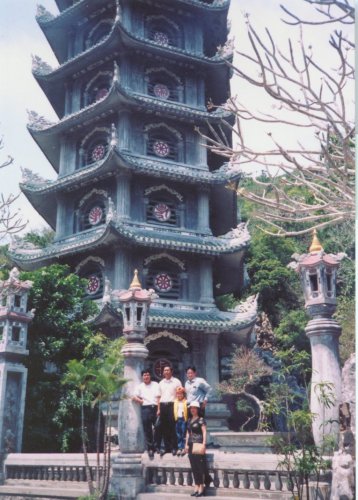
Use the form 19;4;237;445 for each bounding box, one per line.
79;198;107;232
146;69;181;102
144;185;183;227
85;20;112;49
83;72;112;107
145;125;181;162
145;259;182;300
80;266;104;300
145;16;182;48
78;130;110;169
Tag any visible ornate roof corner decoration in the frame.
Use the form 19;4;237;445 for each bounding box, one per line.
20;167;48;186
110;123;118;148
27;110;55;131
113;61;120;83
0;267;33;292
115;0;122;23
106;197;117;223
31;54;54;75
218;222;251;247
216;36;235;58
8;236;42;254
229;294;258;321
102;276;112;304
36;4;55;23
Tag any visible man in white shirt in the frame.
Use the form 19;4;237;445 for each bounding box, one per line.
157;365;182;456
133;369;160;458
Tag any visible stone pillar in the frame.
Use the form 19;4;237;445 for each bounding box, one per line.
55;194;66;240
203;332;230;435
205;332;219;390
199;259;214;304
306;318;341;446
0;269;33;484
112;343;148;500
291;230;345;447
114;251;131;291
111;271;157;500
115;172;131;220
197;187;210;233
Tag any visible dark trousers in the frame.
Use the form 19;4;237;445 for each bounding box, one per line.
188;444;208;485
175;417;187;449
141;405;158;452
159;402;177;451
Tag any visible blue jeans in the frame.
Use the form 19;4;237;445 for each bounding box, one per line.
176;417;187;449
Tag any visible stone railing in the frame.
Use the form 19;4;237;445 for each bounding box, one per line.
146;465;294;492
4;453;101;482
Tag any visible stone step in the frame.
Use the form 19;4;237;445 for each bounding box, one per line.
0;480;88;499
143;485;292;499
139;489;291;499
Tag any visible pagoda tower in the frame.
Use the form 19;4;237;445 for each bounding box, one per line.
11;0;257;412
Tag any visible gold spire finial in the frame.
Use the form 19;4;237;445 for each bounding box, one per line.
129;269;142;289
309;228;323;253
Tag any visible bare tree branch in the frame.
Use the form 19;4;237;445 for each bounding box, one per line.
0;138;27;239
199;0;354;236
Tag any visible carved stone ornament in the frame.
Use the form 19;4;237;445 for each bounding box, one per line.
36;4;55;22
144;330;188;348
106;197;117;223
144;184;183;202
27;110;54;130
31;55;53;75
216;37;235;58
20;167;47;185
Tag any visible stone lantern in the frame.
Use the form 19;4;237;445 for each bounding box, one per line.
290;230;345;447
111;270;156;499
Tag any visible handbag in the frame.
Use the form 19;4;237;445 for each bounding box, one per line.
192;442;205;455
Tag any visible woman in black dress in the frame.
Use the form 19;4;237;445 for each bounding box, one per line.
184;401;208;497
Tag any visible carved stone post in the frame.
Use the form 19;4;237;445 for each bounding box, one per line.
0;268;33;484
111;270;156;499
291;230;345;447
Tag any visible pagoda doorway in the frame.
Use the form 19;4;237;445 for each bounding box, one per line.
144;331;190;383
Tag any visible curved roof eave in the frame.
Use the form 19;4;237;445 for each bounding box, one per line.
10;220;250;269
29;81;234;135
19;147;241;200
34;20;231;85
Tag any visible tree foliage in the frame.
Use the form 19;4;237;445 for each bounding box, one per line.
20;264;98;452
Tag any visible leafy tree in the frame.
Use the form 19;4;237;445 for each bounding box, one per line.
20;264;98;452
63;334;126;499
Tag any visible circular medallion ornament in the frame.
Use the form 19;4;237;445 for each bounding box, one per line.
91;144;106;162
86;275;101;295
154;273;172;292
153;31;169;45
153;83;170;100
153;140;170;157
153;202;171;222
153;358;172;379
95;87;109;101
88;206;103;226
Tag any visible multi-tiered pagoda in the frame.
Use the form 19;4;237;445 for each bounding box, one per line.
11;0;257;399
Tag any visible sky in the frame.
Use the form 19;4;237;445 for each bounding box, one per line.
0;0;351;235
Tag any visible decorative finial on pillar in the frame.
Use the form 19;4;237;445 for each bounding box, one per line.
113;61;120;83
110;123;118;147
129;269;141;290
309;228;323;253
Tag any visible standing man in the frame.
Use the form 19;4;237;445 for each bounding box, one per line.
185;366;212;417
157;365;182;456
133;369;160;458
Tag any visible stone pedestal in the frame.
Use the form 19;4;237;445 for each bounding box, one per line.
306;317;341;447
111;453;144;500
